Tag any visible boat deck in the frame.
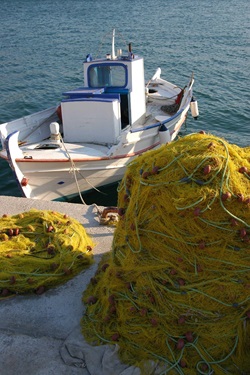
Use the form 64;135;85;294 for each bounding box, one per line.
19;142;110;161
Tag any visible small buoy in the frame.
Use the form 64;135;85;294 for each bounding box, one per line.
21;177;28;186
190;97;199;120
158;123;171;144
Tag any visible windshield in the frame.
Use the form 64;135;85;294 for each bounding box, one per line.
88;63;127;88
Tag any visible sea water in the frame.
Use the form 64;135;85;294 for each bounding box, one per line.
0;0;249;205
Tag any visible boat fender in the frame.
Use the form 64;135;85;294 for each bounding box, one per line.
158;123;171;144
190;97;199;120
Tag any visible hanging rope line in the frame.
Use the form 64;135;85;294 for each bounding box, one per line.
59;134;107;205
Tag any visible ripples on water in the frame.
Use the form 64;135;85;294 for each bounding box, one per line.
0;0;249;203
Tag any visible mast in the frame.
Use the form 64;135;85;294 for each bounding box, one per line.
111;29;116;60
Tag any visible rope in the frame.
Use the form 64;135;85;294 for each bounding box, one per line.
59;134;108;207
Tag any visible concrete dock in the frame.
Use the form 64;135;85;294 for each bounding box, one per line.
0;196;115;375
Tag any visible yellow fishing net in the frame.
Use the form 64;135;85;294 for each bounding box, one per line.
82;133;250;374
0;209;94;298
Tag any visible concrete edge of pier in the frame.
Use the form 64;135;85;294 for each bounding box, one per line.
0;195;115;375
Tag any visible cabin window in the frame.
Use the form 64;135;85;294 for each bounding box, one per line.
88;63;127;88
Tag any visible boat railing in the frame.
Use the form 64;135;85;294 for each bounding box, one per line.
130;108;185;133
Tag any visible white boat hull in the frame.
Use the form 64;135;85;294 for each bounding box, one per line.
17;157;132;201
1;100;191;201
2;128;161;200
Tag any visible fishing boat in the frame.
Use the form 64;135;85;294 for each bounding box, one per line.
0;30;199;202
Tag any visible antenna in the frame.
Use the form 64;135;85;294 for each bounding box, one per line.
111;29;116;60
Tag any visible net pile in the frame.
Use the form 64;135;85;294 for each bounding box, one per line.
0;209;94;298
82;133;250;374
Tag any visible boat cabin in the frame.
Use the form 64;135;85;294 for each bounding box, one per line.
61;50;146;145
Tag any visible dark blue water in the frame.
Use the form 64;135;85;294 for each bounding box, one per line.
0;0;249;204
